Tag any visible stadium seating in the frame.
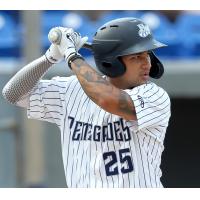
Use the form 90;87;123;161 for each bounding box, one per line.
140;11;182;58
175;12;200;58
0;12;20;57
42;11;95;56
94;10;143;27
1;11;200;59
42;10;68;50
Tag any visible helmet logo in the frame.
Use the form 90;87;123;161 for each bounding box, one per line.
137;24;151;38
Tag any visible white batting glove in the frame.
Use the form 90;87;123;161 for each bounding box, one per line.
45;44;63;64
56;27;88;64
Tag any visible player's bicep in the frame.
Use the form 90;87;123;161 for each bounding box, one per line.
101;89;137;121
27;79;66;125
115;90;137;120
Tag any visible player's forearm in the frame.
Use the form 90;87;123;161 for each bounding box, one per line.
71;58;136;120
2;55;53;105
71;59;113;102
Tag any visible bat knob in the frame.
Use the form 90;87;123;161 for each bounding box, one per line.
48;28;62;45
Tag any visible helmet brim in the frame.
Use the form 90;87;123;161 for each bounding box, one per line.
119;39;167;56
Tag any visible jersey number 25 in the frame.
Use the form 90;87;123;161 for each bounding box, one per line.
103;148;134;176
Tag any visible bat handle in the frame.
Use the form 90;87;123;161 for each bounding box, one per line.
48;28;92;50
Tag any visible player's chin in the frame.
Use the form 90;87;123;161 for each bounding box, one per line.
140;74;149;83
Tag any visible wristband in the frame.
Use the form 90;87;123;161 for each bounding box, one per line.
68;54;85;69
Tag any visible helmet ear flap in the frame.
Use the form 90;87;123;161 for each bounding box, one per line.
149;52;164;79
95;57;126;78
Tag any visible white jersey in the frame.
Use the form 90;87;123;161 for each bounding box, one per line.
27;75;171;188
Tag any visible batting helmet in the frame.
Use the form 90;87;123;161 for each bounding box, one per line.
92;17;167;79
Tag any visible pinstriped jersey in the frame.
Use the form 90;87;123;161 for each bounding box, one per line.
27;75;171;188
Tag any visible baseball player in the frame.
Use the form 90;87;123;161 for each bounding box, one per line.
2;17;171;188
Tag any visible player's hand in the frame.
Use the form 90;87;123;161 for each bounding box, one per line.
45;44;63;64
56;27;88;63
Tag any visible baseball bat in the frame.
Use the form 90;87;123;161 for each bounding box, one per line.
48;28;92;50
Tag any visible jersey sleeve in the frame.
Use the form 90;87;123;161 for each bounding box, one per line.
124;82;171;131
27;76;73;127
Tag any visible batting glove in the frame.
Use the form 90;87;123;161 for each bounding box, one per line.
45;44;63;64
56;27;88;67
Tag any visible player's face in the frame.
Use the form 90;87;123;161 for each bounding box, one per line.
108;51;151;89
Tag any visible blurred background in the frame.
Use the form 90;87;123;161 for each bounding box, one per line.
0;10;200;188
